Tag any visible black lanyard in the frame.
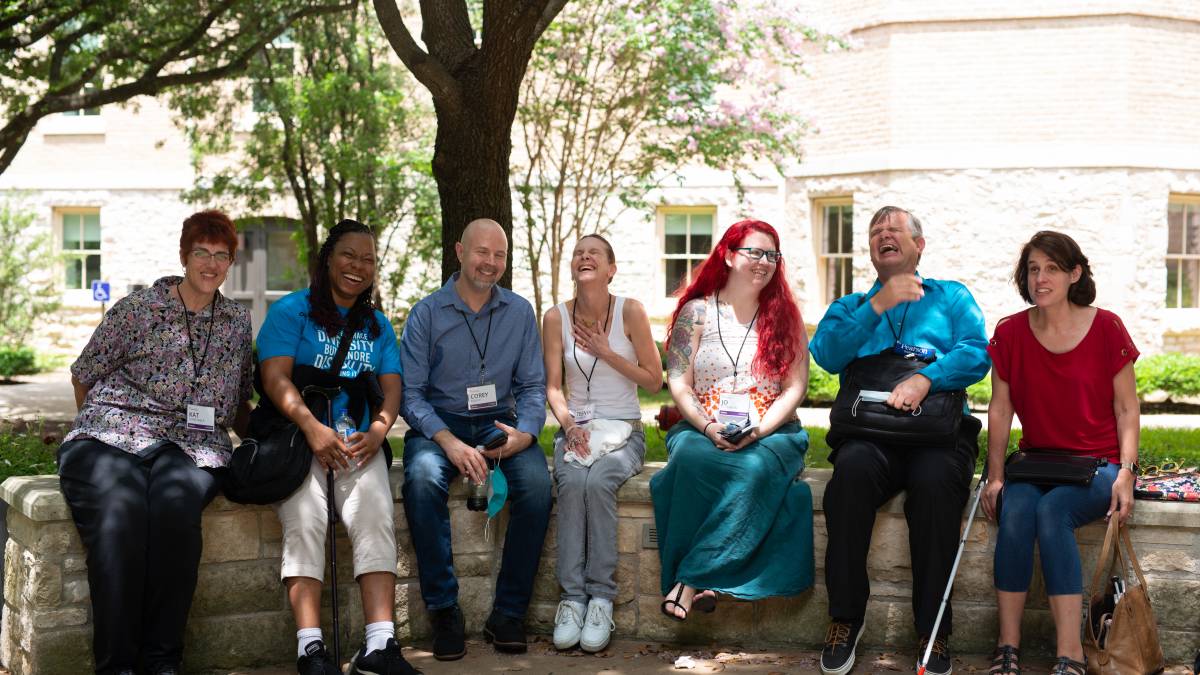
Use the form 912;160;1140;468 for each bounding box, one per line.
177;284;216;392
458;306;494;380
885;302;911;343
570;293;612;399
715;292;760;385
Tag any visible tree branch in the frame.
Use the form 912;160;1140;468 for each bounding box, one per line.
416;0;475;71
371;0;462;110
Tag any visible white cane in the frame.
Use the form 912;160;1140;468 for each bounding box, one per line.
918;465;989;675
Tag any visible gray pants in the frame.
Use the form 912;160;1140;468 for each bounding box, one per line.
553;430;646;602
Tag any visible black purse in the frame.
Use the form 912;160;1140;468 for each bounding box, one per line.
829;349;966;446
1004;449;1106;487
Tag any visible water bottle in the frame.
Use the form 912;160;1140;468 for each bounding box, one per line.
467;446;489;512
334;408;356;445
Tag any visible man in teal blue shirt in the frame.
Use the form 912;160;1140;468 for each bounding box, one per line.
811;206;989;675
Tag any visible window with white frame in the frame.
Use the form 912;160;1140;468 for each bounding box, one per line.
662;208;714;296
817;199;853;304
1166;197;1200;308
60;210;101;290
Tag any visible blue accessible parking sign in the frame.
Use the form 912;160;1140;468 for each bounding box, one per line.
91;280;111;303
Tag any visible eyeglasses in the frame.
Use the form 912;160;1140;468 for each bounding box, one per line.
1140;461;1198;476
732;247;783;264
190;248;232;264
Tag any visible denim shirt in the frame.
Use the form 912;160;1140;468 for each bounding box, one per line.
810;275;991;392
400;274;547;440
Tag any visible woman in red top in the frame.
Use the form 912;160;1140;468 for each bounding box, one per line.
981;231;1139;675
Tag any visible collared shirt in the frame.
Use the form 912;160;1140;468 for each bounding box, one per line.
65;276;254;467
400;273;546;440
810;274;990;392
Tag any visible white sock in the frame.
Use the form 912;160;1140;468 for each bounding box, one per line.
297;627;323;658
365;621;394;653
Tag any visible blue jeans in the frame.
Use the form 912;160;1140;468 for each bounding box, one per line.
401;410;552;619
994;462;1119;595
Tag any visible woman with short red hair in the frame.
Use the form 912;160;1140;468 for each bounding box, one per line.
651;219;814;621
58;209;253;675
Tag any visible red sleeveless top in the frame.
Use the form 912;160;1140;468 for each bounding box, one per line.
987;308;1138;462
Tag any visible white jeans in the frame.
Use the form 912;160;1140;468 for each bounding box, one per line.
274;450;396;581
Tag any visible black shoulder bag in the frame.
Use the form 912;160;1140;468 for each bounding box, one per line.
224;326;358;505
1004;449;1106;487
828;348;966;447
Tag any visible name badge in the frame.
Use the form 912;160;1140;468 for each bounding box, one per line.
892;341;935;361
716;392;751;424
186;404;216;432
466;382;498;411
571;403;596;426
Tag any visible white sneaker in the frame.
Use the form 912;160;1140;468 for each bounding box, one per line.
552;599;586;650
579;597;614;653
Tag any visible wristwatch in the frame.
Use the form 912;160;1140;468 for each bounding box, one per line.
1120;461;1138;474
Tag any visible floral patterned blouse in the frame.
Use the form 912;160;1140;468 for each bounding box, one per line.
690;295;783;423
64;276;254;468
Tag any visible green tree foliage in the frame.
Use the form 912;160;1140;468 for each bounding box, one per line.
0;0;354;176
0;200;58;349
180;3;441;320
514;0;846;314
1136;353;1200;400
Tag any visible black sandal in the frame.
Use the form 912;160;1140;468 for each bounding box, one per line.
1050;656;1087;675
989;645;1020;674
691;589;717;614
660;583;688;621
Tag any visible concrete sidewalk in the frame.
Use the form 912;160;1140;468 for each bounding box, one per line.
6;370;1200;431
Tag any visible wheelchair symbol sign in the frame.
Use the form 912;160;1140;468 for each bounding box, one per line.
91;280;111;303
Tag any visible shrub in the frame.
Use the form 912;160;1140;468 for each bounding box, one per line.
967;376;992;407
0;200;59;346
0;345;36;379
806;356;839;404
1135;353;1200;400
0;424;59;482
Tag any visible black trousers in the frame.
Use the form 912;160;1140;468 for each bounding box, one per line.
57;438;220;675
822;416;980;638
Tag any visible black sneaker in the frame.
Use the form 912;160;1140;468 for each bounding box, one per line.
820;618;865;675
348;637;422;675
430;604;466;661
483;610;528;654
297;639;341;675
917;635;952;675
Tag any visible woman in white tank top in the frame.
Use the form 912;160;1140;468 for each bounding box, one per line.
542;234;663;653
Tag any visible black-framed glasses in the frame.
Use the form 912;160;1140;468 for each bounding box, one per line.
190;248;232;264
732;247;782;264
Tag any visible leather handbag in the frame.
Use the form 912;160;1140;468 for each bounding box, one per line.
1005;450;1106;487
829;349;965;446
1084;517;1164;674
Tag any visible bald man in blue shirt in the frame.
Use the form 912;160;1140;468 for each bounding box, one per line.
811;206;990;675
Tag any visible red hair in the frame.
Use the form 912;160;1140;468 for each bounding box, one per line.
180;210;238;261
668;219;803;382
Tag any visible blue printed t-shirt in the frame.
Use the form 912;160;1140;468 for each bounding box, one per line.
256;289;401;432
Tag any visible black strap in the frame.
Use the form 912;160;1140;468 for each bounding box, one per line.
329;322;357;375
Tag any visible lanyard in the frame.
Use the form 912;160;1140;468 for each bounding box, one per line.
458;306;494;379
715;292;760;386
885;302;911;343
570;293;612;399
177;284;216;392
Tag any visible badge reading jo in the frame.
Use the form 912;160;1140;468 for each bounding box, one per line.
186;404;216;432
466;382;499;411
716;392;751;425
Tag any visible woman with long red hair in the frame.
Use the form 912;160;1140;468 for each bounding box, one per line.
650;219;814;621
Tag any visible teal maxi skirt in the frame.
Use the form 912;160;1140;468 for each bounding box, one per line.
650;421;814;600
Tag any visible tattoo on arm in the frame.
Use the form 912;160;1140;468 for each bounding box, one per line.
685;390;707;420
666;300;704;379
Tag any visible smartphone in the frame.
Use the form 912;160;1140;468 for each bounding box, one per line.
481;427;507;451
724;424;757;443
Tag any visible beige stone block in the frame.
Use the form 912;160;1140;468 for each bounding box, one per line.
615;553;637;604
753;588;827;646
1125;525;1198;547
183;613;294;672
28;626;94;675
530;560;561;604
612;597;638;636
192;559;283;617
3;540;23;603
525;600;558;636
638;549;662;596
1160;628;1200;664
395;543;419;579
0;604;16;670
1139;548;1199;574
949;551;996;601
450;507;494;555
634;593;755;644
32;607;88;629
948;603;1001;654
261;541;282;558
6;512;81;555
200;511;260;563
1148;580;1200;631
62;579;89;605
541;516;558;555
24;556;62;608
457;575;497;635
259;511;283;543
617;503;653;518
61;555;86;574
395;581;429;641
617;517;646;554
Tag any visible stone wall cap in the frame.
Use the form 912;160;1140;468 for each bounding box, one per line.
1;475;71;522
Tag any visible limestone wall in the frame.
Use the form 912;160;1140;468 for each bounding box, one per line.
2;467;1198;673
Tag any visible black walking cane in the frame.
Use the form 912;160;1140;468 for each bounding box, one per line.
302;384;344;667
917;462;990;675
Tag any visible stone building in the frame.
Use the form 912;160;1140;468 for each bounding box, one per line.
3;0;1200;353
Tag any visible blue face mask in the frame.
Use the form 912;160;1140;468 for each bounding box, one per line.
486;464;508;519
